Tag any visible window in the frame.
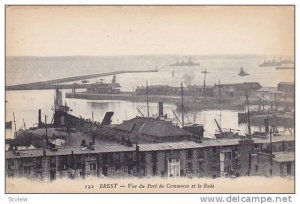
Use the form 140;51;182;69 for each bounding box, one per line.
108;167;116;175
124;152;128;160
120;153;124;162
98;154;102;163
50;157;56;167
36;158;42;168
90;163;96;171
255;165;258;172
98;167;102;175
225;152;232;160
212;147;217;154
133;152;137;161
152;152;157;162
24;166;31;175
198;161;204;172
287;163;292;175
113;153;120;162
186;162;193;173
152;165;157;175
141;152;145;163
187;149;193;159
107;153;113;163
42;158;48;167
124;166;128;173
197;149;204;159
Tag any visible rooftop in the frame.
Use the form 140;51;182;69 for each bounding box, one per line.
187;84;215;89
6;135;294;159
278;82;294;86
114;117;192;137
257;87;284;94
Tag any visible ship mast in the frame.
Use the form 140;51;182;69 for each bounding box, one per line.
201;69;209;106
181;82;184;128
246;91;251;134
218;80;222;128
146;81;149;117
13;112;17;139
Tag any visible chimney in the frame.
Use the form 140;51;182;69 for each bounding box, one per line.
43;149;46;157
264;118;269;133
92;135;95;145
38;109;42;126
158;102;164;117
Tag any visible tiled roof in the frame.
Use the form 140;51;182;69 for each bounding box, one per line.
6;145;135;159
139;141;202;151
6;136;294;159
114;117;192;137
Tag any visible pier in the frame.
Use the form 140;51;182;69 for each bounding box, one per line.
6;69;158;90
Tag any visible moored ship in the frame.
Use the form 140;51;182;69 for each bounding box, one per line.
170;57;200;66
259;59;281;67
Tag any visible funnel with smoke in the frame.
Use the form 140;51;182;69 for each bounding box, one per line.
182;74;194;86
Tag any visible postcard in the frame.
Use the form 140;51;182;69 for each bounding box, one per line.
5;5;295;193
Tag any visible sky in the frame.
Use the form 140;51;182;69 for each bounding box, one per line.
6;6;294;57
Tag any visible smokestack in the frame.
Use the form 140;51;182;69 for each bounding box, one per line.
264;118;269;133
92;135;95;145
158;102;164;117
38;109;42;126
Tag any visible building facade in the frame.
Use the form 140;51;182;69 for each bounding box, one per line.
6;136;294;181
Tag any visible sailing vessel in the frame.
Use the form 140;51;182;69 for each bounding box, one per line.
238;67;249;76
170;57;200;66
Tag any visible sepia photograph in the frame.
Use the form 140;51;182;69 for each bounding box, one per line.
4;5;295;194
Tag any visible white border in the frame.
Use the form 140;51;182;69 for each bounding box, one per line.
0;1;298;204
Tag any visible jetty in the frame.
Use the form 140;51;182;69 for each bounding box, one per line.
6;69;158;90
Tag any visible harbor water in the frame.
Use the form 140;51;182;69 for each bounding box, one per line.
5;55;294;139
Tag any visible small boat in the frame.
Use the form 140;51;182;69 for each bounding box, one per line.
81;80;89;84
238;67;249;76
201;69;210;74
214;119;241;139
